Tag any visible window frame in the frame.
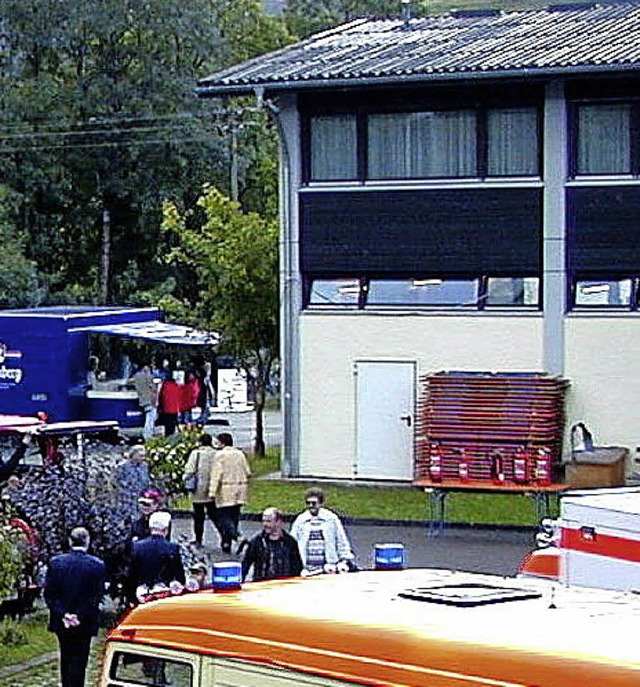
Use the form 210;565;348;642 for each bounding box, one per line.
304;275;542;311
569;98;640;179
570;277;639;311
302;102;542;184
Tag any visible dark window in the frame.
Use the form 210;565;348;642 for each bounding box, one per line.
110;652;192;686
310;115;357;180
368;111;476;179
487;108;539;177
306;107;540;183
575;104;631;175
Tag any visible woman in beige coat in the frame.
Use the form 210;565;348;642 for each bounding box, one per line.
208;432;251;553
183;433;218;546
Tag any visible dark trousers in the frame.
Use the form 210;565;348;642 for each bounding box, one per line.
192;501;217;545
56;629;93;687
162;413;178;436
216;504;241;550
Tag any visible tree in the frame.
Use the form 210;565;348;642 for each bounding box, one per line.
0;0;291;306
162;185;278;456
0;185;42;307
284;0;423;36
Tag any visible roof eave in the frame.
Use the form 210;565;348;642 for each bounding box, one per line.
196;62;640;99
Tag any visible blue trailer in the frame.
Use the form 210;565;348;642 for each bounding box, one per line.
0;306;216;427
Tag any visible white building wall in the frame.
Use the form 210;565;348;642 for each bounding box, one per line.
566;317;640;459
299;313;543;478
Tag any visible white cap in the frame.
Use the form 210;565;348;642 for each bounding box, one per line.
149;511;171;531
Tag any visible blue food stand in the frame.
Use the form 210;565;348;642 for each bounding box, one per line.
0;306;216;427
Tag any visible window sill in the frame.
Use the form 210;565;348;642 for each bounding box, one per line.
302;178;543;191
303;307;542;316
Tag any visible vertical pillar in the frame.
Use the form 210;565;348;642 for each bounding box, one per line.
543;81;567;375
274;94;301;476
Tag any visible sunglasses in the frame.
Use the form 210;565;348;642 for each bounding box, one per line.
306;500;320;506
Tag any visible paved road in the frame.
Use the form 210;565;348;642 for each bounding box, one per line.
205;408;282;452
173;516;534;578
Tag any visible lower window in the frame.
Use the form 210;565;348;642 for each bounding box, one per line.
574;279;633;307
305;277;540;309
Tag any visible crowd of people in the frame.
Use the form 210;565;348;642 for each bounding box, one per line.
88;354;218;440
0;419;357;687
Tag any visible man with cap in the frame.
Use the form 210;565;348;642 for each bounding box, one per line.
129;511;185;602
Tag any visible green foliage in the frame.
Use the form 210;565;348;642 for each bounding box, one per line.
0;614;57;668
0;0;291;306
0;511;31;599
162;186;278;454
146;428;203;499
0;620;28;647
0;185;42;307
283;0;551;38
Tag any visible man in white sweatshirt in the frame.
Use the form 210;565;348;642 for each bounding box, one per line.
290;487;355;573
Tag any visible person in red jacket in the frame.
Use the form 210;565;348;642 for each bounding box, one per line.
180;372;201;426
158;375;182;436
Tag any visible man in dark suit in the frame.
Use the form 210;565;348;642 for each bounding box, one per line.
129;511;185;602
44;526;105;687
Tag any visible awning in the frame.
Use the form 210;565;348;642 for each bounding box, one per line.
69;321;219;346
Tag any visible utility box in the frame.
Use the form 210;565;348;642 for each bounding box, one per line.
565;447;628;489
560;488;640;591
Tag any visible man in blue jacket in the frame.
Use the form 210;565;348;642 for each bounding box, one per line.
129;511;185;601
44;526;105;687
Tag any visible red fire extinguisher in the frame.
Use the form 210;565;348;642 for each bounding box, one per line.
457;449;469;482
491;451;505;485
534;448;551;485
513;446;529;484
429;443;443;482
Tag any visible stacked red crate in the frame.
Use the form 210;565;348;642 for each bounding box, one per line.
414;372;569;486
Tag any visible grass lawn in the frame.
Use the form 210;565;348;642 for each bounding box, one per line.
175;449;555;527
0;613;56;669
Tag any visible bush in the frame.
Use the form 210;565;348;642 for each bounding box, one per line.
0;505;31;599
145;428;202;500
0;619;28;646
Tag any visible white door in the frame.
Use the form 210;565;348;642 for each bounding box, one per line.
355;361;415;480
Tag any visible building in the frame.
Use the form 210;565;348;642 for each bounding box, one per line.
198;3;640;480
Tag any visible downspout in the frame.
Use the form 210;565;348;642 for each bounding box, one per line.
255;87;300;476
543;80;567;376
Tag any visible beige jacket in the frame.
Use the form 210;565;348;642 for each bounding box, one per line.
183;446;217;503
208;446;251;508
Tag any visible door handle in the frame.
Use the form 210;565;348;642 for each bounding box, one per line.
400;414;412;427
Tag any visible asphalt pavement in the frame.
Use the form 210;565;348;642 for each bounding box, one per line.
172;514;535;578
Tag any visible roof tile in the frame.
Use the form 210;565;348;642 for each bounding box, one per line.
198;3;640;95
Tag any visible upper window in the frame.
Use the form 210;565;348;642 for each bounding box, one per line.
307;106;540;182
310;115;357;181
368;111;476;179
576;104;631;175
487;108;539;177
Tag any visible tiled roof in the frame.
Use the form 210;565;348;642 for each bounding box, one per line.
198;3;640;95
